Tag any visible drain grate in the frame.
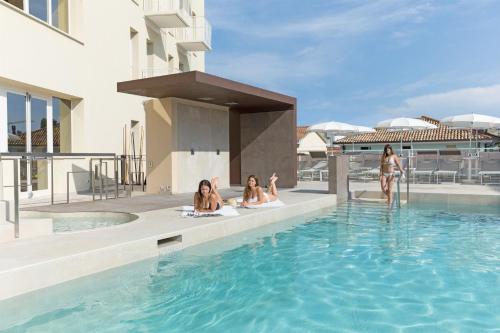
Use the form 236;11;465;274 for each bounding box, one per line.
157;235;182;248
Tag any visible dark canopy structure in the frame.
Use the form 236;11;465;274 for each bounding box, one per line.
118;71;297;187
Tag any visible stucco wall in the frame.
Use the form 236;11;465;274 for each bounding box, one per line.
146;98;229;194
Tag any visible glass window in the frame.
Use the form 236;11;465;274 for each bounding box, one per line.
7;92;27;153
51;0;69;32
29;0;48;22
30;97;48;191
3;0;24;10
30;97;48;153
52;97;71;153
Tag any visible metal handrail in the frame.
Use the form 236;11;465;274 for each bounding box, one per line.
0;152;118;238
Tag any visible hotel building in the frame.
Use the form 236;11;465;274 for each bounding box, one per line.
0;0;297;203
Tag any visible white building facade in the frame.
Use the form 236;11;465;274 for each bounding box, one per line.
0;0;212;197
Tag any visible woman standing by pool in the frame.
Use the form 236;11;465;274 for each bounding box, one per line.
241;173;279;207
194;177;224;212
379;144;405;205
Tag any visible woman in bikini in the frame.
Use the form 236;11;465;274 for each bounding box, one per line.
193;177;224;212
380;144;405;205
241;173;279;207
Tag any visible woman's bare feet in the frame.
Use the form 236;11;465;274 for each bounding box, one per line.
269;173;278;183
211;176;219;190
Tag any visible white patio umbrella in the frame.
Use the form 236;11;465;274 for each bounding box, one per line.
307;122;375;150
441;113;500;182
441;113;500;129
441;113;500;149
375;117;437;152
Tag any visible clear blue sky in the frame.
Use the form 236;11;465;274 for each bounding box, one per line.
206;0;500;127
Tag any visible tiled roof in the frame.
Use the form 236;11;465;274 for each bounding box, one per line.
297;126;309;142
337;116;495;144
8;126;60;147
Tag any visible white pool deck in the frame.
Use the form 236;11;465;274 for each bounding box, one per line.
0;184;336;301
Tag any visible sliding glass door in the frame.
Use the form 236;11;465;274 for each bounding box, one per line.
6;91;51;196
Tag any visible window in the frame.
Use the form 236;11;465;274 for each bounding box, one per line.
51;0;69;32
360;147;371;150
3;0;23;10
130;28;139;78
7;92;27;153
3;0;69;33
29;0;48;22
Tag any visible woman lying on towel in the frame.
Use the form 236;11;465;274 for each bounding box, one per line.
241;173;278;207
194;177;224;213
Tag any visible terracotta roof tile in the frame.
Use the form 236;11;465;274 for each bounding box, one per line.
336;116;494;144
8;126;60;147
297;126;309;142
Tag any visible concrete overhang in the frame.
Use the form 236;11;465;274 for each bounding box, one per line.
117;71;296;112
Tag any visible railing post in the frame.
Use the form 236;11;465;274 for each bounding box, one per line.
128;155;133;198
406;157;410;204
397;176;401;208
114;156;119;199
50;156;54;205
13;159;19;238
99;159;103;201
66;171;70;204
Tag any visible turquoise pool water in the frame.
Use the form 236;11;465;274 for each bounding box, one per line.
1;201;499;332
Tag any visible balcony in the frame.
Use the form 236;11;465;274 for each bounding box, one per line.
143;0;191;28
173;16;212;51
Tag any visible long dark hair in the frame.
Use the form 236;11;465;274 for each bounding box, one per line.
382;144;394;160
243;175;259;201
197;179;212;197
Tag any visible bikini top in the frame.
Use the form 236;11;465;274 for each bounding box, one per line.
383;156;396;167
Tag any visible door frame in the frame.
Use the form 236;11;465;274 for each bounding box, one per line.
1;87;54;199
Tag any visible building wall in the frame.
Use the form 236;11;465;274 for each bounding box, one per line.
0;0;208;197
146;98;229;194
297;132;327;154
240;109;297;188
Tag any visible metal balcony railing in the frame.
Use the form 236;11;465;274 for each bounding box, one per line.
172;16;212;51
143;0;191;14
143;0;192;28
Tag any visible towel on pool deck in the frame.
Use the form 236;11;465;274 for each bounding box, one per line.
181;205;240;217
235;198;286;209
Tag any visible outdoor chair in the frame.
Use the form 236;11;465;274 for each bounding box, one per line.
478;153;500;185
299;160;327;181
412;155;438;183
435;157;461;183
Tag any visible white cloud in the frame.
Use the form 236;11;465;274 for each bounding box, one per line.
273;0;433;38
208;0;434;39
380;84;500;119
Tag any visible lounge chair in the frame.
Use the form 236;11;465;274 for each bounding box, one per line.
435;157;461;183
478;154;500;185
412;155;438;183
299;160;328;181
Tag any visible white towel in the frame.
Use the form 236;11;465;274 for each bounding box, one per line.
181;205;240;217
236;199;285;209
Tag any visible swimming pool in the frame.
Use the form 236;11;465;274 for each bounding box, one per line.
1;201;499;332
